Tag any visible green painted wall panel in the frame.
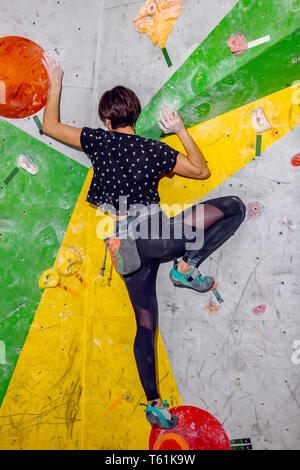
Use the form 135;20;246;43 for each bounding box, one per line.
136;0;300;139
0;119;88;405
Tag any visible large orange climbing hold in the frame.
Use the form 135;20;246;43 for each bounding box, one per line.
134;0;183;49
0;36;50;119
149;405;231;450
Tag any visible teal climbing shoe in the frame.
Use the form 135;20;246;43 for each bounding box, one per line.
169;259;217;293
145;400;178;429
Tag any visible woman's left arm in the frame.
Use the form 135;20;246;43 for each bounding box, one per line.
42;53;82;148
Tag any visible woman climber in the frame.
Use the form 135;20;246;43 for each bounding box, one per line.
42;54;246;430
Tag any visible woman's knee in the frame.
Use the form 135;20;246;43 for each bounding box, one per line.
231;196;246;221
219;195;246;220
205;195;246;220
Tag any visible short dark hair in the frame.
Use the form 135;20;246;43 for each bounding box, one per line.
98;86;141;129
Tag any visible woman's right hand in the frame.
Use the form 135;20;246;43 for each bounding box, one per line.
158;106;185;134
42;52;64;90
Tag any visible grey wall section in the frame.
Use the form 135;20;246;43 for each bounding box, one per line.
1;0;299;450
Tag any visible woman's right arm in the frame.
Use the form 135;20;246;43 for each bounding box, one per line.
159;106;210;180
42;53;83;148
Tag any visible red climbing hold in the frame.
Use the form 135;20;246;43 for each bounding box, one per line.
149;405;231;450
291;153;300;167
227;33;248;56
0;36;50;119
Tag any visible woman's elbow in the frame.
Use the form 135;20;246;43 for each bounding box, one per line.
42;123;50;135
202;169;211;179
195;168;211;179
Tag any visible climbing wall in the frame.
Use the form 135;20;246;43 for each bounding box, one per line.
0;0;300;451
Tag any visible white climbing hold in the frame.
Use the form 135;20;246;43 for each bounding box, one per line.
251;107;272;133
17;155;38;175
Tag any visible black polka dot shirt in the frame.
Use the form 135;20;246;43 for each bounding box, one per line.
80;127;179;214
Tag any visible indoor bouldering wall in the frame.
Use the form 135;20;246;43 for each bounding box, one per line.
0;0;299;451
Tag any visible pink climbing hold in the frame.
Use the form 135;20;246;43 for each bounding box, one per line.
291;153;300;167
252;304;266;315
247;201;264;218
227;33;248;56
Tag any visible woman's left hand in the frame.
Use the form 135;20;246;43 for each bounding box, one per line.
42;52;64;89
158;106;185;135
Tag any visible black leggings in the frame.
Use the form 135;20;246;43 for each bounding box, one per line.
123;196;246;401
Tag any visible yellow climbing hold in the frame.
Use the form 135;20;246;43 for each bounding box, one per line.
39;267;79;297
39;268;60;289
134;0;183;49
56;246;82;276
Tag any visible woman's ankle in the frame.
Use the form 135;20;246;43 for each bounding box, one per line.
148;398;163;408
177;259;194;274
